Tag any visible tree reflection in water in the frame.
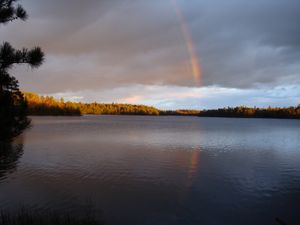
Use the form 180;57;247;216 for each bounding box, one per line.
0;140;24;181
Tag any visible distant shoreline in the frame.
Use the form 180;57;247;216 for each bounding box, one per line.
29;114;300;120
25;92;300;119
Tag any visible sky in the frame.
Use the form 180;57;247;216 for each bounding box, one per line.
2;0;300;109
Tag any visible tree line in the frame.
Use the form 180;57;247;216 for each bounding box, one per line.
24;92;160;116
198;106;300;119
25;92;81;116
24;93;201;116
24;93;300;119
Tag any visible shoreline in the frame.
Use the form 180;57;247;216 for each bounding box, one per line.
28;114;300;120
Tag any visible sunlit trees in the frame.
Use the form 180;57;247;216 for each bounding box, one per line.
24;93;81;116
24;93;161;116
23;93;300;119
0;0;44;142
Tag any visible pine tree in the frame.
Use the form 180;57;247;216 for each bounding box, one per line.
0;0;44;142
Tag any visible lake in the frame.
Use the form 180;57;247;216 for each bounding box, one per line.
1;116;300;225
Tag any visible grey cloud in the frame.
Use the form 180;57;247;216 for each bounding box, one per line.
2;0;300;93
188;0;300;87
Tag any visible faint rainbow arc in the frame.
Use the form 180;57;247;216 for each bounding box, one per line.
171;0;202;85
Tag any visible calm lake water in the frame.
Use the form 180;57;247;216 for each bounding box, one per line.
1;116;300;225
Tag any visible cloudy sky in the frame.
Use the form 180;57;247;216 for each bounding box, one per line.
2;0;300;109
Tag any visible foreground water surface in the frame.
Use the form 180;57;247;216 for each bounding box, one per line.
1;116;300;225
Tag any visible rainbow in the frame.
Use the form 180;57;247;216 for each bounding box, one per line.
171;0;202;85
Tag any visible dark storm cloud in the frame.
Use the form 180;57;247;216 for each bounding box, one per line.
2;0;300;93
187;0;300;87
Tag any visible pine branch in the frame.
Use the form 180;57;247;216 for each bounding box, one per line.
0;1;27;24
0;43;44;69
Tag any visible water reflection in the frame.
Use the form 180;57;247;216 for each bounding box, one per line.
0;116;300;225
186;150;201;189
0;139;24;181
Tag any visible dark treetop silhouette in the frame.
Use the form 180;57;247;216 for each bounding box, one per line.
0;0;44;142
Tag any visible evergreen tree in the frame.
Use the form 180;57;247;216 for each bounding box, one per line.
0;0;44;142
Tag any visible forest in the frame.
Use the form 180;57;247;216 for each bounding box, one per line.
199;106;300;119
24;92;300;119
25;92;81;116
24;92;160;116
